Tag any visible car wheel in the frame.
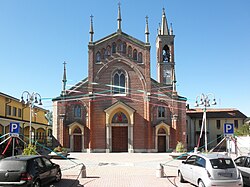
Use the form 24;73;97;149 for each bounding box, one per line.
33;180;41;187
198;179;205;187
178;171;185;183
55;169;62;182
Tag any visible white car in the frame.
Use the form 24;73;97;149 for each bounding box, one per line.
178;153;243;187
234;155;250;186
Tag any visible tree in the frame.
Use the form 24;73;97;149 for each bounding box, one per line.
235;123;250;136
45;111;53;126
22;144;38;155
176;141;185;153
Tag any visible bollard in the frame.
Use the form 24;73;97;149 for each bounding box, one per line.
156;164;164;178
81;164;86;178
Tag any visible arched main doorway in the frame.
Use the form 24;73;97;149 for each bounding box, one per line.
111;112;128;152
104;101;135;153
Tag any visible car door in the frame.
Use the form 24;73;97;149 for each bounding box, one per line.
235;156;247;182
236;156;250;185
243;157;250;184
192;156;206;185
41;157;57;183
181;155;197;182
34;157;50;185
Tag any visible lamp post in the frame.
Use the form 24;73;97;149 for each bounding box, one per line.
21;91;42;145
194;93;216;152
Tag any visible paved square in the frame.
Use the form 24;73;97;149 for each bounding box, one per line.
51;153;193;187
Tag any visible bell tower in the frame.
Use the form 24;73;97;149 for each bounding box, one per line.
156;8;176;93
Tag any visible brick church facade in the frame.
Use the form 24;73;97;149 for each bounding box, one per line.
52;5;187;153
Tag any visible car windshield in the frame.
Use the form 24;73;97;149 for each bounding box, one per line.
0;160;26;171
210;158;235;169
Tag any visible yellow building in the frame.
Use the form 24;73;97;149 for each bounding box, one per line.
186;108;247;151
0;92;52;147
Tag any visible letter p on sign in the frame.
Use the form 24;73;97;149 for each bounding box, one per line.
10;122;20;134
224;123;234;135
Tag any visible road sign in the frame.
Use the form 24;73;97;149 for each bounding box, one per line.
10;122;20;137
224;123;234;135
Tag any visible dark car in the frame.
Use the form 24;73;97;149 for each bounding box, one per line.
0;155;61;187
234;155;250;186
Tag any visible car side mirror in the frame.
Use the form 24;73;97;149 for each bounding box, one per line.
182;161;186;164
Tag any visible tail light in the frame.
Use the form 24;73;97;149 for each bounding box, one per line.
20;172;32;181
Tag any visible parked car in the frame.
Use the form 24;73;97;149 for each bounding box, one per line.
178;153;243;187
234;155;250;186
0;155;61;187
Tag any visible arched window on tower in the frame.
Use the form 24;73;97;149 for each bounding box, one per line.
138;52;143;63
162;45;170;62
96;51;101;63
128;46;132;58
112;69;126;94
133;49;137;61
112;42;116;54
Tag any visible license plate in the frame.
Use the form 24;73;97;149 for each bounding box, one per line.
218;172;232;177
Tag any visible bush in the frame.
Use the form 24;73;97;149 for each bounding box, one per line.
176;141;185;153
53;146;67;153
22;144;37;155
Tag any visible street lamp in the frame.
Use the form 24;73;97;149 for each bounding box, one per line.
21;91;42;145
195;93;216;152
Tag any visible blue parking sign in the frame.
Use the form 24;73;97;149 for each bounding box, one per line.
224;123;234;135
10;122;20;134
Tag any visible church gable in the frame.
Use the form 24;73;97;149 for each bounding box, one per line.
87;4;152;97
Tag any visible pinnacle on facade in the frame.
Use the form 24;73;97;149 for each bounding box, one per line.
62;61;67;96
89;15;94;43
145;16;150;43
160;8;169;35
117;2;122;32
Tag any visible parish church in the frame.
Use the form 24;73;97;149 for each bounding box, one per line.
52;5;187;153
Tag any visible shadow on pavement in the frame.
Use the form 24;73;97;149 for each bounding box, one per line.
51;156;77;160
51;179;83;187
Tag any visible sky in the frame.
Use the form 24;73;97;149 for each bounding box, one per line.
0;0;250;116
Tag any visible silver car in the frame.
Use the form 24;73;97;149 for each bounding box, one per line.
234;155;250;186
178;153;243;187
